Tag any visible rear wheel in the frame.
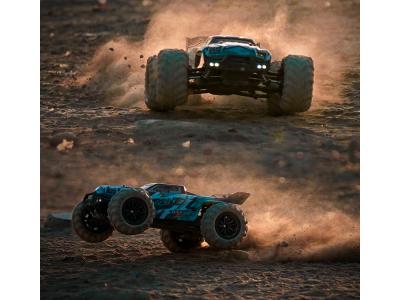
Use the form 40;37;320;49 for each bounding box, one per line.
108;189;155;235
72;201;113;243
160;230;203;253
200;203;247;249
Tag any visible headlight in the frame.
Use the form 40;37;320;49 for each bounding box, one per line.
262;65;267;69
257;64;267;70
209;62;220;67
257;64;262;69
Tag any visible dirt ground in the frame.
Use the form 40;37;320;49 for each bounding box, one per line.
41;0;360;299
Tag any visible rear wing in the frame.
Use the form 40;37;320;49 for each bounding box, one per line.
186;36;209;51
213;192;250;205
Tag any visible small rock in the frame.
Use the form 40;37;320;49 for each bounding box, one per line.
127;138;135;144
49;132;77;147
182;140;191;148
140;64;145;69
139;54;144;58
174;167;185;176
57;139;74;152
124;56;127;60
64;50;71;57
109;47;114;51
49;32;55;38
128;64;131;68
142;0;153;7
278;177;286;184
59;63;69;69
280;241;289;247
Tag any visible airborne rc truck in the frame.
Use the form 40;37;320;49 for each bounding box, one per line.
72;183;249;252
145;35;314;115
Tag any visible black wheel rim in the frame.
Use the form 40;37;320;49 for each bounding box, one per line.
121;198;148;225
215;212;241;240
81;205;110;233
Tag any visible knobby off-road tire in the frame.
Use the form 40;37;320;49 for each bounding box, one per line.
144;55;161;111
200;203;247;249
72;201;113;243
144;49;188;111
108;189;155;235
280;55;314;113
160;230;203;253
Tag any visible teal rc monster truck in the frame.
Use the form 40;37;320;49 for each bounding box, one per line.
72;183;249;253
145;35;314;115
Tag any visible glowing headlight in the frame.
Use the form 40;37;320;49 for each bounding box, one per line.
257;65;262;69
262;65;267;69
209;62;215;67
214;62;220;67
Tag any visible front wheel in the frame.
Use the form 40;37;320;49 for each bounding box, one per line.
160;230;203;253
107;189;155;235
280;55;314;113
144;55;162;111
267;56;314;115
72;201;113;243
200;203;247;249
144;49;188;111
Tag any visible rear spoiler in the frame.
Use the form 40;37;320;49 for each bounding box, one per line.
214;192;250;205
186;36;208;50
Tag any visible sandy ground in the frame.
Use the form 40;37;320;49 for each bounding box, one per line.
41;0;360;299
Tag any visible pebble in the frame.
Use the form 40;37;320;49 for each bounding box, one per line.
49;132;77;147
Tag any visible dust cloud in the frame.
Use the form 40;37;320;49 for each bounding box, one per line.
78;0;359;107
175;167;359;262
243;201;359;262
